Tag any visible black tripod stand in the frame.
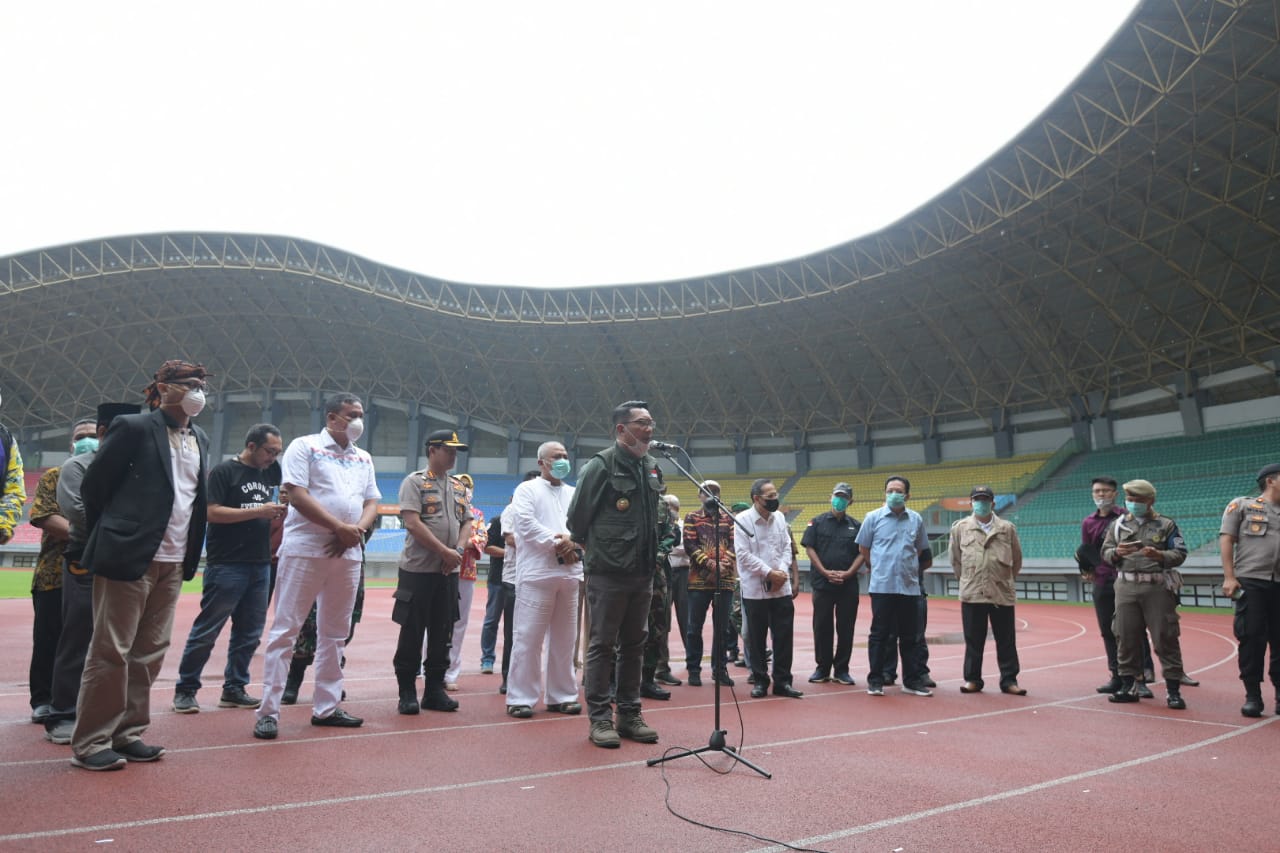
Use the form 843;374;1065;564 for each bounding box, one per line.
646;449;770;778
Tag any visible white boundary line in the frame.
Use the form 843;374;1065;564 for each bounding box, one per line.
751;715;1280;852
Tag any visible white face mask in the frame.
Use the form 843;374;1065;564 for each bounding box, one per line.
1093;496;1114;510
343;417;365;443
180;387;206;417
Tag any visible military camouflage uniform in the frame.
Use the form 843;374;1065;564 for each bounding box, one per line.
643;499;677;672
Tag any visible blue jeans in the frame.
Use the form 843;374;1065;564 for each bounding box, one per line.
176;561;271;693
480;580;507;666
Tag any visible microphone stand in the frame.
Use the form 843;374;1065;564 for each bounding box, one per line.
646;445;769;779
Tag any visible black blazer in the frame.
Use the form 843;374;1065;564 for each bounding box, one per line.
81;408;210;581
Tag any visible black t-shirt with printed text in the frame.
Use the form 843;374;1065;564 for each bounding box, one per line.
206;458;281;563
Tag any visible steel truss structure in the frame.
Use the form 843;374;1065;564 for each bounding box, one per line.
3;0;1279;442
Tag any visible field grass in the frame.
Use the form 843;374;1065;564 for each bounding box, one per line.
0;568;407;599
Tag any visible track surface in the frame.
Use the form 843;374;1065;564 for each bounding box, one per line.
1;589;1274;852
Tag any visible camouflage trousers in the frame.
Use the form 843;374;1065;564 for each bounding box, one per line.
293;567;366;664
643;562;671;671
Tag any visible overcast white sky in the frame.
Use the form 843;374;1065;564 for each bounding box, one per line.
3;2;1139;288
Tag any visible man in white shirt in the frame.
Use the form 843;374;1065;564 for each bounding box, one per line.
504;442;583;717
735;478;803;699
254;393;379;740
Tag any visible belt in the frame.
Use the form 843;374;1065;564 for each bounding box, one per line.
1119;570;1164;583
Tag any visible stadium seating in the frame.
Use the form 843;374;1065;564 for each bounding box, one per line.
999;423;1280;558
781;455;1054;543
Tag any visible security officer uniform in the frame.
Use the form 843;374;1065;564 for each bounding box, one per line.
640;495;676;699
391;430;471;713
1220;462;1280;716
1101;478;1188;708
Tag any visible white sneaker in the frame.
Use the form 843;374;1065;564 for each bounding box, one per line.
444;682;460;692
901;684;933;697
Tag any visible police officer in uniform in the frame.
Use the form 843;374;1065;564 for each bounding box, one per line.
1101;479;1189;709
391;430;472;715
1220;462;1280;717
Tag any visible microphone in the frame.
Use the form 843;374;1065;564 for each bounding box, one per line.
649;440;682;451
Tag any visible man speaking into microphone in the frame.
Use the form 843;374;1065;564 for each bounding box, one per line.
567;401;665;749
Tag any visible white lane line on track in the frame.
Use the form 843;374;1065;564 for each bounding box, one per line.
748;715;1280;853
2;686;1262;844
1052;702;1242;729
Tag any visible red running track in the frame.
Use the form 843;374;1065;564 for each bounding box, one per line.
0;587;1275;852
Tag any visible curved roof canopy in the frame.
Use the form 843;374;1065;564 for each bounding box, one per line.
3;0;1279;441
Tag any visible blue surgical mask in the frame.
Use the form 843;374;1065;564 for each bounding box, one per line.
831;496;850;513
886;492;906;509
549;458;572;480
971;499;992;516
1125;500;1149;518
72;436;99;455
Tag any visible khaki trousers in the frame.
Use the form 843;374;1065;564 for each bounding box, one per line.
1114;578;1184;681
72;561;184;758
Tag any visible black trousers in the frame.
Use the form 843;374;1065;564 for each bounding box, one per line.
29;586;62;708
47;561;94;725
1092;579;1153;675
501;581;516;679
686;588;734;675
960;602;1020;688
391;571;458;684
811;583;858;676
1234;578;1280;686
659;566;689;675
882;594;929;680
867;593;924;689
744;596;795;687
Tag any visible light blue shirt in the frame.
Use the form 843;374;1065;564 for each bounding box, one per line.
856;504;929;595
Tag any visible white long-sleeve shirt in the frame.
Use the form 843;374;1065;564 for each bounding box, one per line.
734;505;791;599
510;477;580;584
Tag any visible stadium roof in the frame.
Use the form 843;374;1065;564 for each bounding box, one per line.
3;0;1279;442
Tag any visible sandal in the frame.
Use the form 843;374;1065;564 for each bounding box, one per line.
506;704;534;718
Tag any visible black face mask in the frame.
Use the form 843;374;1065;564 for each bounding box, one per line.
763;498;780;513
703;497;718;512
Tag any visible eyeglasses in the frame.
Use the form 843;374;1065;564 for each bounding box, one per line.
626;419;657;429
169;379;209;392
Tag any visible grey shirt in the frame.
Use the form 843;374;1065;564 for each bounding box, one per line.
55;450;94;560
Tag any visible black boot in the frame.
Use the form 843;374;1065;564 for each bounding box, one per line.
1241;682;1263;718
1096;674;1122;694
398;675;420;715
281;658;308;705
1134;680;1154;699
640;667;670;700
1165;679;1186;710
1108;676;1139;703
422;681;459;712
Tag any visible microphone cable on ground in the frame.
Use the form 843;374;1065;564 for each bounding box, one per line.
651;682;831;853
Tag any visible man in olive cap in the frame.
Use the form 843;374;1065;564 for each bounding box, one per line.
1220;463;1280;717
1101;479;1189;709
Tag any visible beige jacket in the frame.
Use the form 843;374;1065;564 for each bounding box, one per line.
949;513;1023;606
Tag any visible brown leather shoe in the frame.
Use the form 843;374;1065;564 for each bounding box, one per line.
1001;683;1027;696
960;681;982;694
